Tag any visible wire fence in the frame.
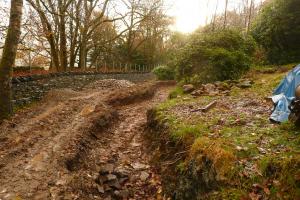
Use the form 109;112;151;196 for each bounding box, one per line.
93;63;160;73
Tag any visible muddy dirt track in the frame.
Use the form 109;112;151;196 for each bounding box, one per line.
0;80;173;200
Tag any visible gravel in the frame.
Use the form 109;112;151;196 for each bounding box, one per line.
85;79;135;90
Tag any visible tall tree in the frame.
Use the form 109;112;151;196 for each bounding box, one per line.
0;0;24;121
223;0;228;29
252;0;300;64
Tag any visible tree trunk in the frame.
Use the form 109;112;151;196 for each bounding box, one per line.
59;0;68;71
0;0;23;121
247;0;254;34
26;0;60;72
79;36;87;70
224;0;229;29
212;0;219;31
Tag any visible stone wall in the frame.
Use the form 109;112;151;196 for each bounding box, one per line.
12;72;155;107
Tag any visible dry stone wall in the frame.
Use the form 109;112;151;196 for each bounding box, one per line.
12;72;155;107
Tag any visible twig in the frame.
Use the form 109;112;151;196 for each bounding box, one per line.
191;100;217;113
162;157;183;166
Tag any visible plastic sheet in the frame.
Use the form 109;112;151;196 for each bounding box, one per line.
270;64;300;122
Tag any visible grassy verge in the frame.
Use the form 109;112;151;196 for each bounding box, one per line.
147;69;300;199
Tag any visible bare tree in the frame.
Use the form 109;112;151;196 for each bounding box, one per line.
223;0;228;29
0;0;24;121
247;0;254;33
212;0;219;31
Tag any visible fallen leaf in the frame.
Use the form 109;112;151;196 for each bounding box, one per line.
264;187;270;195
249;192;261;200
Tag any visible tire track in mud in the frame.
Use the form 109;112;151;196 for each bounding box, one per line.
67;87;172;200
0;82;173;200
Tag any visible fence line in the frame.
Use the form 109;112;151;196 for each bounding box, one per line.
92;63;160;73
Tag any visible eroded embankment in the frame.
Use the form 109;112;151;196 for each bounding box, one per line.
147;108;224;200
0;80;174;200
146;74;300;200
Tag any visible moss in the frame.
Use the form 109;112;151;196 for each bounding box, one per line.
169;86;184;99
209;188;247;200
189;137;235;181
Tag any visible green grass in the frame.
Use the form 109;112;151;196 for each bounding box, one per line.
168;86;184;99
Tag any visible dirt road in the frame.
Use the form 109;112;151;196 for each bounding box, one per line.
0;80;173;200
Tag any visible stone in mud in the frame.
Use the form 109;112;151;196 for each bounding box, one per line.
118;177;129;185
99;164;114;175
113;190;121;197
114;168;130;178
108;179;122;189
140;171;150;181
96;175;108;184
237;80;253;88
131;162;149;170
107;174;117;181
97;186;105;194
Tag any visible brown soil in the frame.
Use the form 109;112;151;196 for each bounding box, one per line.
0;81;174;200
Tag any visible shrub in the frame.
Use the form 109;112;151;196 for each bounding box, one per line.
252;0;300;64
152;66;175;80
175;29;256;82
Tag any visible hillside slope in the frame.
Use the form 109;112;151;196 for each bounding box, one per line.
147;69;300;199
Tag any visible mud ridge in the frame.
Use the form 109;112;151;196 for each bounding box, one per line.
146;108;218;200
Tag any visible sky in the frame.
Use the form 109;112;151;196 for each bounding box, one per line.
0;0;265;34
167;0;264;33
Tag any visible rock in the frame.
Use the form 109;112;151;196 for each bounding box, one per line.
113;190;121;197
140;171;150;181
108;179;121;189
96;175;108;184
257;147;267;154
191;90;203;96
237;80;253;88
104;185;112;192
97;186;105;194
182;84;195;93
203;83;216;92
118;177;129;185
114;168;130;178
106;174;117;181
215;81;231;90
99;164;114;175
131;163;149;170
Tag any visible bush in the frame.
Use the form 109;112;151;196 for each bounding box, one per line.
175;29;256;83
252;0;300;64
152;66;175;80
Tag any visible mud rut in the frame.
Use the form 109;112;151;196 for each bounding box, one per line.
0;84;172;200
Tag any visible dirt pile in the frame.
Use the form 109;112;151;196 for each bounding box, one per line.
85;79;135;90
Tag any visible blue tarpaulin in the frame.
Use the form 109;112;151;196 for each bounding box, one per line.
270;64;300;123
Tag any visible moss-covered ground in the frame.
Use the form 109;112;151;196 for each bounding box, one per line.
151;67;300;199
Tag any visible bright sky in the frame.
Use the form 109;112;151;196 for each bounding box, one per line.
0;0;265;34
167;0;264;33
